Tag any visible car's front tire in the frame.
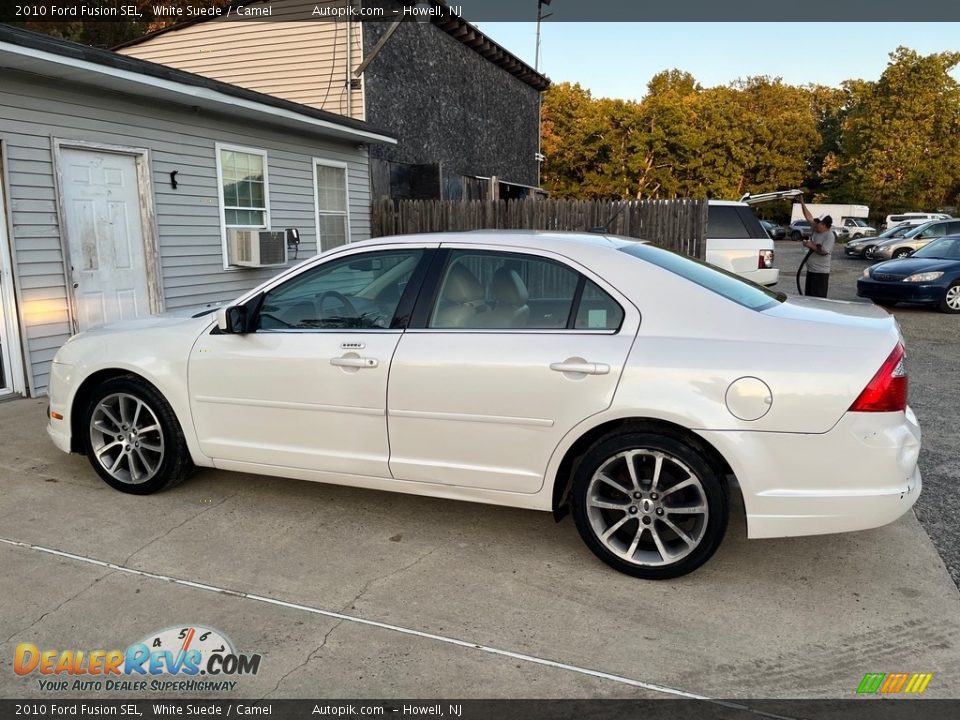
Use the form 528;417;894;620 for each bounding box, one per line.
940;281;960;314
571;430;728;579
893;248;912;259
82;375;193;494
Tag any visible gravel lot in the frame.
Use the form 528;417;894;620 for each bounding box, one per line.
773;239;960;589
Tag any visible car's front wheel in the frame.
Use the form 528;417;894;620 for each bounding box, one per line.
893;248;912;259
940;281;960;314
571;430;728;579
790;230;802;241
82;375;193;494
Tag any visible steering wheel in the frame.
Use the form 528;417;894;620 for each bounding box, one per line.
317;291;358;319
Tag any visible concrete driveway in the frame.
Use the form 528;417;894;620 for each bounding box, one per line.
1;245;958;701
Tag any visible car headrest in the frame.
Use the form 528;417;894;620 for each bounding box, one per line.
492;267;528;306
442;264;484;303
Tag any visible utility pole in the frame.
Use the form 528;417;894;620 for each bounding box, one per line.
534;0;552;188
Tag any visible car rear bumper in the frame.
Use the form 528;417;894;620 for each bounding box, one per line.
751;268;780;286
857;279;943;304
699;408;921;538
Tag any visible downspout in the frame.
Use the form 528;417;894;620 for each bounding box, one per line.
346;11;352;118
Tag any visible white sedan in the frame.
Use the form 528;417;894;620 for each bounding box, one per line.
47;232;921;579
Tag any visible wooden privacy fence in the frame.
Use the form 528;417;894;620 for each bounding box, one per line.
371;197;708;259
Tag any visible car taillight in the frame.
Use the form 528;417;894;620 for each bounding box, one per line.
849;343;908;412
759;250;774;269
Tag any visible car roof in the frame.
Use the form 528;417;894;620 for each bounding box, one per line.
341;230;645;255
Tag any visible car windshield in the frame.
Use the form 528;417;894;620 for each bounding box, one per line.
911;237;960;260
618;243;785;311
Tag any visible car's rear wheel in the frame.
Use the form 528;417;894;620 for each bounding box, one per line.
571;431;728;579
940;281;960;314
893;248;912;259
82;376;193;494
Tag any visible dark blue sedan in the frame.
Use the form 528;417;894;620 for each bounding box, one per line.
857;235;960;313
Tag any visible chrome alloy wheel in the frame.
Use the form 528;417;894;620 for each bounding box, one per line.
585;449;709;567
89;393;165;485
946;284;960;311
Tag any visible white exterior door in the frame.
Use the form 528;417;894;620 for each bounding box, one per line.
188;246;429;477
61;148;151;331
387;248;639;494
0;172;19;396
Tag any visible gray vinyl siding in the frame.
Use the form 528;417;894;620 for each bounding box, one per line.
0;71;372;395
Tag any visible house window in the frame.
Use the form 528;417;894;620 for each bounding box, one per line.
314;160;349;252
218;145;269;228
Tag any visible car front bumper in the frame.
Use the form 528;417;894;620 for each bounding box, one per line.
699;408;921;538
46;361;75;454
857;279;944;305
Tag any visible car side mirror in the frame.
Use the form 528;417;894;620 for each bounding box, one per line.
216;305;249;334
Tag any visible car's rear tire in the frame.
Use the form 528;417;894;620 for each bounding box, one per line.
82;375;193;494
571;431;728;579
940;281;960;314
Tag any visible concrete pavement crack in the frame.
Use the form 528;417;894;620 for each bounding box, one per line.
260;546;440;696
344;545;440;612
2;570;115;646
121;493;236;566
261;618;345;699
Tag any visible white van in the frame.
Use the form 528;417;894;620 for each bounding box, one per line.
884;212;951;230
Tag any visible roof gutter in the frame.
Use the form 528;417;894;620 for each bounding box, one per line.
0;39;397;146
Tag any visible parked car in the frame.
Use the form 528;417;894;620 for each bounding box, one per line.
866;219;960;260
759;219;787;240
706;200;778;286
858;235;960;313
845;224;911;258
788;219;813;240
840;217;877;239
789;219;846;242
47;231;921;579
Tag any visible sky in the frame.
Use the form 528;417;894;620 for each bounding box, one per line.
476;23;960;100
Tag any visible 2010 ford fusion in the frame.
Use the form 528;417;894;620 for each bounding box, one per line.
47;232;922;579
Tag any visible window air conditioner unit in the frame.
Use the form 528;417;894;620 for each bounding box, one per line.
227;229;287;268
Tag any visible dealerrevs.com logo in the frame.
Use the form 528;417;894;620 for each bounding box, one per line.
14;626;261;692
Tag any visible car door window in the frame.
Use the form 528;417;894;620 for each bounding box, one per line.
257;249;422;331
948;221;960;234
921;224;949;239
429;251;580;329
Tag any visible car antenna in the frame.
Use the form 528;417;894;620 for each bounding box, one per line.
588;203;627;234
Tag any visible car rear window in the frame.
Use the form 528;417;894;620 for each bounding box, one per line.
707;205;768;239
619;243;785;311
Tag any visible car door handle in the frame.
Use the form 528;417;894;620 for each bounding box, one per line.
331;356;379;369
550;361;610;375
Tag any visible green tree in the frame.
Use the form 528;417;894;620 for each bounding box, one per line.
837;47;960;215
